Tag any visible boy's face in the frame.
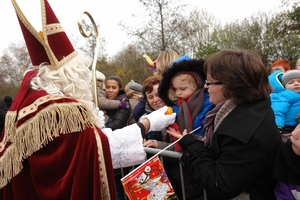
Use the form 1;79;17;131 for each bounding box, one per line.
285;78;300;93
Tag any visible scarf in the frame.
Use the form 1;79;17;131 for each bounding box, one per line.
201;99;236;147
169;89;203;152
177;88;204;133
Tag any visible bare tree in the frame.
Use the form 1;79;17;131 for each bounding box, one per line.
0;41;30;98
119;0;186;55
119;0;220;58
174;7;220;58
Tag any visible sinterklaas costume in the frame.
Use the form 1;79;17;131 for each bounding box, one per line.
0;0;117;199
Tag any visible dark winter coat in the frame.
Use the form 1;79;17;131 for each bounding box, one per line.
132;97;146;122
273;139;300;199
0;100;8;136
178;98;282;200
105;90;130;130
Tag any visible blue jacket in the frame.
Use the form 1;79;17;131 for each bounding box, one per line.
132;97;146;122
269;70;300;127
171;90;213;136
268;70;284;93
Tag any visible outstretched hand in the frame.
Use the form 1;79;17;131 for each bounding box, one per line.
119;98;130;109
141;106;176;132
166;127;187;139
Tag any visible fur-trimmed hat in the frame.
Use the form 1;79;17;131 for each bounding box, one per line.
158;56;206;106
282;70;300;86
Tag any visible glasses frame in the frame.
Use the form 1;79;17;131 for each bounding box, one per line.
205;80;223;86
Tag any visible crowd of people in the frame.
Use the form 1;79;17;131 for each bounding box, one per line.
1;0;300;200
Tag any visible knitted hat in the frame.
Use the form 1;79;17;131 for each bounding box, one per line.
11;0;77;70
270;59;291;73
282;70;300;86
128;80;142;93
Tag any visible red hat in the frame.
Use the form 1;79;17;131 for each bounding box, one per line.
11;0;77;69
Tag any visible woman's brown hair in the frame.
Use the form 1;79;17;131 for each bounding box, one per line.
142;75;163;100
204;49;272;104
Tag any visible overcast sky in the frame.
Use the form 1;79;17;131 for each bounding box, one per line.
0;0;282;57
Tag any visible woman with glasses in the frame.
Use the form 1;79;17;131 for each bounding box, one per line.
168;49;282;200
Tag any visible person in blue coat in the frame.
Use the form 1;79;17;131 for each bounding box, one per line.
269;70;300;140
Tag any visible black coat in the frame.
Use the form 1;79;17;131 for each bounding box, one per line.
0;100;8;136
105;90;130;130
179;98;282;200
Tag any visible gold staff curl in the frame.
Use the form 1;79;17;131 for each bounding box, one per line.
77;11;100;107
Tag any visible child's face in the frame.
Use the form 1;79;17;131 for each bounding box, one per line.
96;80;103;88
285;78;300;93
171;76;195;100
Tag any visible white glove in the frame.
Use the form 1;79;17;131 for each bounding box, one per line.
93;107;105;129
141;106;176;132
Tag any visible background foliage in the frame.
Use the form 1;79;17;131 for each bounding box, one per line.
0;0;299;99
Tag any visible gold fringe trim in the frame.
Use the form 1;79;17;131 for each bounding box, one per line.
94;129;111;199
0;101;97;188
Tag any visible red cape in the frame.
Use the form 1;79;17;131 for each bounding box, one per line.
1;88;116;200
